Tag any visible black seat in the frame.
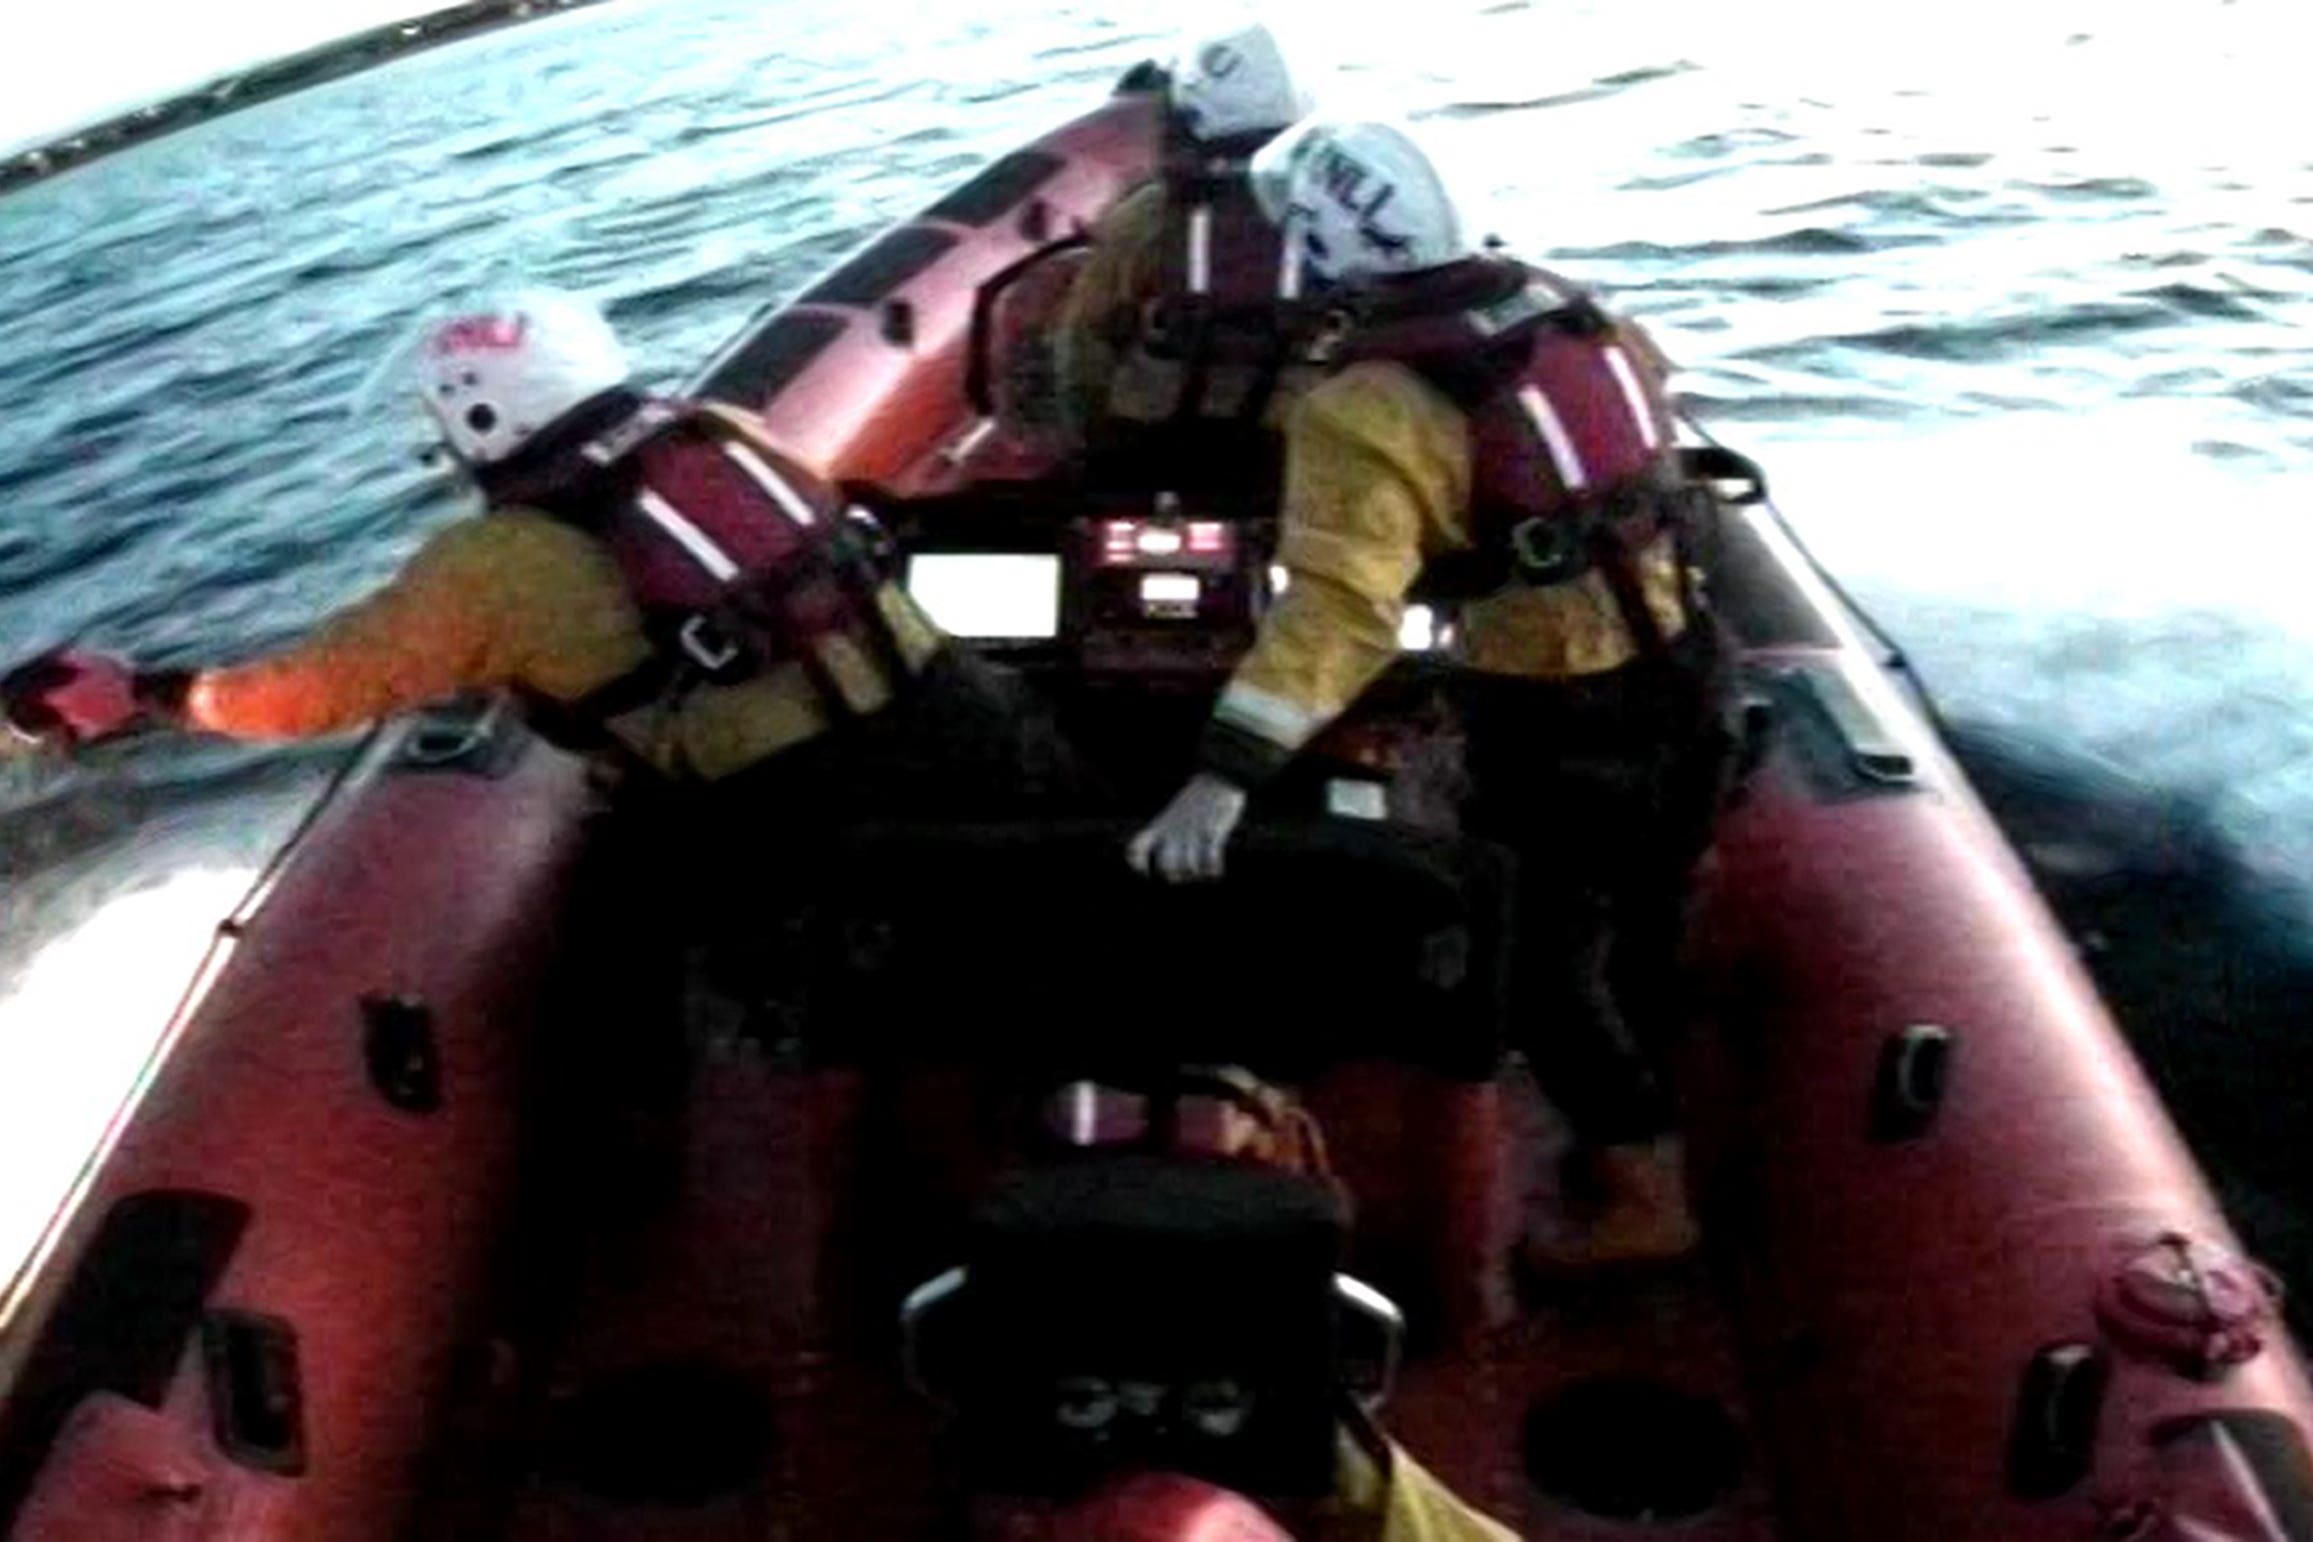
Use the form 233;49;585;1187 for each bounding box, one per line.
803;817;1512;1081
922;1152;1350;1498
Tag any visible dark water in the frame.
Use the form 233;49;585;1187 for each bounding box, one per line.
0;0;2306;1301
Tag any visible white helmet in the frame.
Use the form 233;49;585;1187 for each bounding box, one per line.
1249;118;1471;286
412;288;631;465
1170;22;1309;141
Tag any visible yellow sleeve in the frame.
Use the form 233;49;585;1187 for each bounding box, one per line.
1331;1433;1518;1542
1053;180;1167;437
1376;1446;1519;1542
186;512;649;739
1202;364;1470;777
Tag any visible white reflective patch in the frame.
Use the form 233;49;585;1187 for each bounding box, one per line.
1326;779;1389;821
1399;603;1437;651
1065;1080;1099;1146
1139;573;1201;618
1215;681;1321;750
1526;273;1570;306
581;400;681;465
1187;203;1213;297
721;440;818;526
1516;385;1589;492
1601;345;1663;452
634;488;741;583
1275;224;1303;300
1469;284;1550;339
940;416;999;467
906;554;1060;639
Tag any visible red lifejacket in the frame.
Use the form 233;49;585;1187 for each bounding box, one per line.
1139;131;1296;402
494;397;906;729
1333;259;1699;649
1087;125;1305;494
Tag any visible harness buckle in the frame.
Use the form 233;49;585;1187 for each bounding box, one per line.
839;505;899;574
1507;516;1582;584
1297;306;1356;367
677;614;743;674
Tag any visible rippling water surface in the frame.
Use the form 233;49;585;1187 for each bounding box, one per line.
1;0;2307;1298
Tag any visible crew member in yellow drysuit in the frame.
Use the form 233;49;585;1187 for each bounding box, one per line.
1051;21;1313;488
1128;121;1737;1270
3;288;1077;1204
3;287;1064;806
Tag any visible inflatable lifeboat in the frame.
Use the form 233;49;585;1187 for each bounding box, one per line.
3;79;2309;1542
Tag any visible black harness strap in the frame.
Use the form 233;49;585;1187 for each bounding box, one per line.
734;517;917;711
1235;295;1317;428
563;651;682;727
1587;509;1673;659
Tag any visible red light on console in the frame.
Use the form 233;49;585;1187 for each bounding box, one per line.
1100;519;1139;567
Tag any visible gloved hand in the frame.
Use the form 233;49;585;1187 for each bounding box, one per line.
1;648;144;749
1126;772;1249;883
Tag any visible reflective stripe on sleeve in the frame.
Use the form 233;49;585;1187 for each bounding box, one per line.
1214;680;1322;751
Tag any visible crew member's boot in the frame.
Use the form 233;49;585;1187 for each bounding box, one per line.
1524;1136;1699;1274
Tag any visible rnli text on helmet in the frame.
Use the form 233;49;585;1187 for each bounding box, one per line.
1311;147;1412;260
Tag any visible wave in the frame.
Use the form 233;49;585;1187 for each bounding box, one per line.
443;129;535;165
1428;63;1697;121
1556;227;1894;260
0;521;150;606
2023;174;2160;202
607;263;798;326
1947;719;2313;1321
1659;128;1802;163
1428;86;1637;118
2190;438;2274;463
662;79;916;145
1815;302;2171;362
0;735;346;875
1760;187;2027;226
1675;390;1925;421
2231;375;2313;415
2127;280;2274;322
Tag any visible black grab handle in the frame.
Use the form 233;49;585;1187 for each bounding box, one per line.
2007;1341;2107;1498
1869;1024;1953;1142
